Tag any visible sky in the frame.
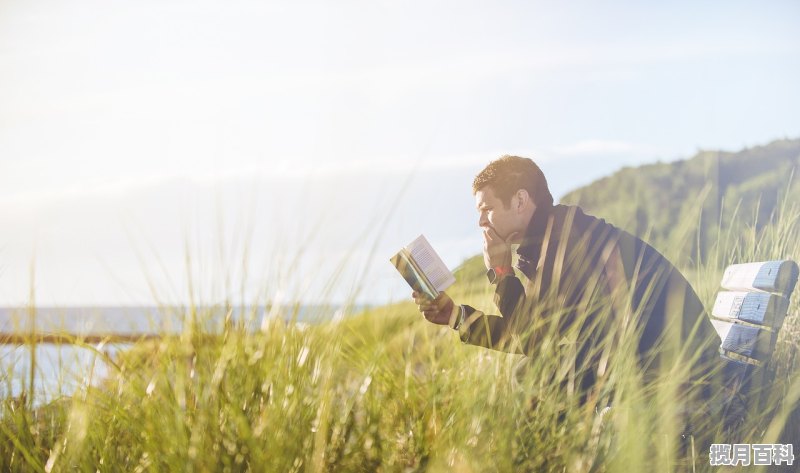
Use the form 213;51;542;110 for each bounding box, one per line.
1;0;799;307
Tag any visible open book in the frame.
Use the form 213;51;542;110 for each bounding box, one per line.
390;235;456;299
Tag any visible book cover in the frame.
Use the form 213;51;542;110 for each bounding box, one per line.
390;235;455;299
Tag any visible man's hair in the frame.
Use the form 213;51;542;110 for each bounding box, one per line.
472;155;554;209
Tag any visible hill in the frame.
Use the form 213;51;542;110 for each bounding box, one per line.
559;138;800;265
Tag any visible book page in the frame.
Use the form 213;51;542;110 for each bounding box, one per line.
407;235;456;292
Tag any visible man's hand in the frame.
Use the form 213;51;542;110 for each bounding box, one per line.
483;227;518;270
412;291;458;327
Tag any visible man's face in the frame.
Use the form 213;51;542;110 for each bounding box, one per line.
475;186;528;243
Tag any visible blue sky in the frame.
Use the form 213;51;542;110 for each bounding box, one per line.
1;0;799;306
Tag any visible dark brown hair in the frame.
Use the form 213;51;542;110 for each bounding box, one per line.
472;155;553;209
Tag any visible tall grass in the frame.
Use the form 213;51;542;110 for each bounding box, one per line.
2;200;799;472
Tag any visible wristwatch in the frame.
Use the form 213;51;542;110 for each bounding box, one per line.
452;305;466;331
486;266;514;284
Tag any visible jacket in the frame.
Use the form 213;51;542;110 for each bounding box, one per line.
458;204;720;400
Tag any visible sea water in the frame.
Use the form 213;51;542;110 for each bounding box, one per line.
0;305;346;405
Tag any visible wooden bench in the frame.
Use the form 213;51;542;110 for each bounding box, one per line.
709;260;799;426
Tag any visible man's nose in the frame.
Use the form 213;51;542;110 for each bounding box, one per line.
478;214;488;228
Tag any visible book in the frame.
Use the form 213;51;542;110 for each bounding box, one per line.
389;235;456;300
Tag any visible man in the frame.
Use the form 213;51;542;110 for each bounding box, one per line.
413;155;721;419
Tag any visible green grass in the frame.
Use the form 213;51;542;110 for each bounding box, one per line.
2;202;800;472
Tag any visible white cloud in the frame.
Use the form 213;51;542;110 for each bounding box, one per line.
0;150;505;208
548;140;661;158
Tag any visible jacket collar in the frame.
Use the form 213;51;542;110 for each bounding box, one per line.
516;204;555;275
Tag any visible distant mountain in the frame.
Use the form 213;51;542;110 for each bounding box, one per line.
559;138;800;264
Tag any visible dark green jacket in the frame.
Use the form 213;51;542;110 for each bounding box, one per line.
459;204;720;400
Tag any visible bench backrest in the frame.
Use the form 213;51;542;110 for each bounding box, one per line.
711;260;799;365
709;260;799;425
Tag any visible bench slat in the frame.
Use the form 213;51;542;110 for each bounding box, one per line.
712;291;790;328
711;320;775;362
720;260;799;296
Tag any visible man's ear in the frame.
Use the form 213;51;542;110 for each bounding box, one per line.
516;189;531;212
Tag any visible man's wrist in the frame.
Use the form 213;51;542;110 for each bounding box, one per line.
486;266;514;284
450;304;465;330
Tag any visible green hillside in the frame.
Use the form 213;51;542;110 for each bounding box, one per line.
556;138;800;266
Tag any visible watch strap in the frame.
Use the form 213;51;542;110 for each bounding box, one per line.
452;305;466;330
487;266;514;284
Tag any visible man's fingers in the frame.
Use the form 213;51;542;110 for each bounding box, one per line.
419;299;446;309
484;227;501;241
433;295;450;310
482;229;494;245
419;301;446;315
415;292;449;307
415;291;454;325
413;290;430;303
423;309;446;322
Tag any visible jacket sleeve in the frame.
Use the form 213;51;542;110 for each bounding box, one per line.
457;275;527;354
